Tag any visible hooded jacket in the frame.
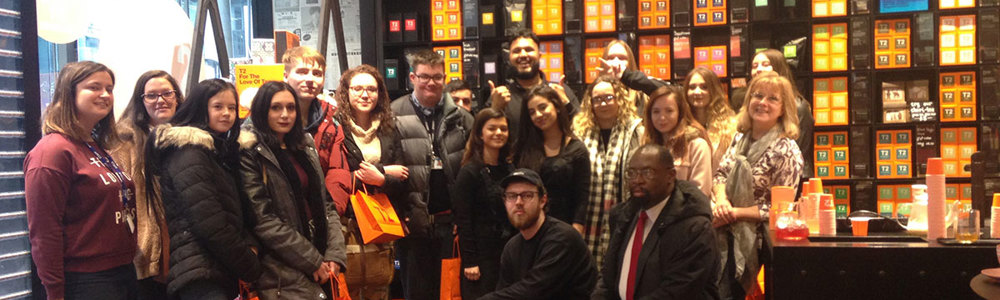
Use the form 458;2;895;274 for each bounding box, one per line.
148;125;262;295
238;125;346;299
593;180;721;300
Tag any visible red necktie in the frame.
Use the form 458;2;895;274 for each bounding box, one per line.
626;212;647;300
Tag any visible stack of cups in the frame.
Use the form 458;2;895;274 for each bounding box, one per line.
991;193;1000;238
819;194;837;235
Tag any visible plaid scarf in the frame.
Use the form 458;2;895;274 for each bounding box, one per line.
579;118;643;269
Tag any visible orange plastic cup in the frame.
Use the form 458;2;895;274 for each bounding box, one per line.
851;218;871;236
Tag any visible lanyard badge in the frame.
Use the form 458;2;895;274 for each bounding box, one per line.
84;143;135;234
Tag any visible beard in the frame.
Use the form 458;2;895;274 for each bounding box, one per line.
508;207;541;230
513;61;541;80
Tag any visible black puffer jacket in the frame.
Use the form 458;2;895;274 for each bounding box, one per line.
149;125;262;295
238;126;346;299
390;94;473;236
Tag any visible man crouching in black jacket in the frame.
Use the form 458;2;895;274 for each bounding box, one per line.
593;144;720;300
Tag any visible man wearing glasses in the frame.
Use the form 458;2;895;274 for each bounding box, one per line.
480;169;597;300
593;144;719;300
391;49;474;299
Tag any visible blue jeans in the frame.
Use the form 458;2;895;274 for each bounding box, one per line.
65;264;138;300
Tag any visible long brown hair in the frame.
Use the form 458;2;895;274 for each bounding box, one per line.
643;86;708;159
462;108;510;166
683;67;735;144
42;61;118;148
602;39;638;72
752;49;802;99
118;71;184;154
335;64;396;135
513;85;574;170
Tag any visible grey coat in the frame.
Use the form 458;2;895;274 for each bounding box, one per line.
238;126;346;299
390;93;473;236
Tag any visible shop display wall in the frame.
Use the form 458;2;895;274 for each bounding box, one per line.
370;0;1000;219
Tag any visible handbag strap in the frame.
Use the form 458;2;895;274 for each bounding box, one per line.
452;235;460;258
348;217;368;290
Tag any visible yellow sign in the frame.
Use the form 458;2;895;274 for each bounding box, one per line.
234;64;285;118
482;12;494;25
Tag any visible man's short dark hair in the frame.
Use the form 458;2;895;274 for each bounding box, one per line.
508;28;539;47
444;79;471;94
408;49;445;70
634;144;675;170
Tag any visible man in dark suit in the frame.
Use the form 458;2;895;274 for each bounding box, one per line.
593;144;720;300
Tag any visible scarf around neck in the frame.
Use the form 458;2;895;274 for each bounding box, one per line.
348;119;381;144
720;124;783;290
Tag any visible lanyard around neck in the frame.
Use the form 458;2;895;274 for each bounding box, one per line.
84;142;131;209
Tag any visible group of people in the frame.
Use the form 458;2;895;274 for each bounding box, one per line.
25;27;807;300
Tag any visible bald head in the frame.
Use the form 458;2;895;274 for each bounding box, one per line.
632;144;675;170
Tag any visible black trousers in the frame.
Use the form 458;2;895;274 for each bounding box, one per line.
395;218;454;300
65;264;138;300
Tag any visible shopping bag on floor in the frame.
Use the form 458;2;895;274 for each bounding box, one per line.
440;236;462;300
350;177;405;244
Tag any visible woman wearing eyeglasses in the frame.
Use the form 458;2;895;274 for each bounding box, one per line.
452;108;516;299
713;73;803;299
335;65;407;300
572;74;644;269
111;70;183;299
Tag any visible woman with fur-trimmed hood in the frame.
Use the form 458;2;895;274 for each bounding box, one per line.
144;79;262;299
238;81;346;299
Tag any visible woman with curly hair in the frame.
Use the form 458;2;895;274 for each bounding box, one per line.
572;74;644;268
333;64;408;300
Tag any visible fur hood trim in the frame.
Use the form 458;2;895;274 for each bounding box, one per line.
238;129;259;150
153;124;215;151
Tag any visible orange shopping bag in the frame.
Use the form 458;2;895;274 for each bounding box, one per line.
440;236;461;300
350;178;405;244
329;271;352;300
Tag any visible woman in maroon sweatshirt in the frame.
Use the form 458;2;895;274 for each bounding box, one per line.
25;61;138;300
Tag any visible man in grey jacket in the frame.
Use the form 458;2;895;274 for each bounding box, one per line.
391;49;474;299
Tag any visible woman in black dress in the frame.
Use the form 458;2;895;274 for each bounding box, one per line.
452;108;516;298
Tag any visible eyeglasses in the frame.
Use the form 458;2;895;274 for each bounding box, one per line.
350;85;379;96
593;94;616;106
142;90;177;102
504;191;539;203
626;167;666;180
415;74;446;83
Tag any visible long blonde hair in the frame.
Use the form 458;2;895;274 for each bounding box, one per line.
573;74;639;137
736;72;800;139
683;67;735;146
